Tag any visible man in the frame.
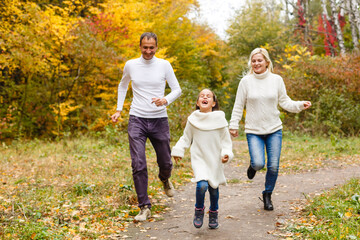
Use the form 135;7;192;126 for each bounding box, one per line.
111;32;181;221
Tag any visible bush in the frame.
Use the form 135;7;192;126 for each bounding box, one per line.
278;47;360;136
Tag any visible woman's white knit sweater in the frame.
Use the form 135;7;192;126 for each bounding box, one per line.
229;70;306;135
171;110;234;188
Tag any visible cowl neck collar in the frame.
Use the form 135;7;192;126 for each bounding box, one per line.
188;110;228;130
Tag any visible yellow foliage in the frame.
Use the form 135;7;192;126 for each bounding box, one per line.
344;212;352;218
50;100;82;122
282;64;293;70
156;48;177;64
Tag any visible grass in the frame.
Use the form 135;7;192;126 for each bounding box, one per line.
0;131;359;239
232;131;360;175
282;178;360;239
0;133;192;239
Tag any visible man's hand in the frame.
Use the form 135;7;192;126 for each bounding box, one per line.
229;129;238;138
152;97;167;107
222;155;229;163
111;111;121;123
173;156;182;164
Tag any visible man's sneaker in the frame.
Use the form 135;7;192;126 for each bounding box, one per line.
162;179;174;197
247;165;256;179
193;208;204;228
208;210;219;229
134;205;151;221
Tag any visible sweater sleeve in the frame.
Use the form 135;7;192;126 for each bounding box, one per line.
116;63;131;111
229;78;247;130
278;77;305;113
171;121;192;158
220;127;234;162
164;61;181;106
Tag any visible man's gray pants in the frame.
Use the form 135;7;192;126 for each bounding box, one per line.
127;115;173;208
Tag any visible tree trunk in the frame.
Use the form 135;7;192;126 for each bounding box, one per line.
330;0;346;55
351;0;360;38
321;0;336;56
284;0;290;22
349;0;360;49
304;0;309;44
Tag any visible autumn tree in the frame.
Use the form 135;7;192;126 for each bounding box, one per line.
283;0;359;55
0;0;228;140
227;0;288;57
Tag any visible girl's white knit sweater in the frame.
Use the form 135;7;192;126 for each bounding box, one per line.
229;70;306;135
171;110;234;188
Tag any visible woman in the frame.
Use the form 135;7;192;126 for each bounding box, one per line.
229;48;311;210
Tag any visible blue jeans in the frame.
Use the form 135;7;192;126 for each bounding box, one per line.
246;129;282;194
195;180;219;211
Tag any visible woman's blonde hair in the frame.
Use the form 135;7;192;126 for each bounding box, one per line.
247;48;274;74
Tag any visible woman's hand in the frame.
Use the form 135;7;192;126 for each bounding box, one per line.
303;101;312;110
222;155;229;163
229;129;239;138
173;156;182;164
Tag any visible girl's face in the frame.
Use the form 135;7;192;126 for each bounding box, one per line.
197;89;216;113
251;53;269;74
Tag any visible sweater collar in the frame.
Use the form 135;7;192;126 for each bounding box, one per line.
140;55;157;64
253;69;269;79
188;110;228;130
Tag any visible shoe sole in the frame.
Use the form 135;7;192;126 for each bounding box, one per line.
208;225;219;229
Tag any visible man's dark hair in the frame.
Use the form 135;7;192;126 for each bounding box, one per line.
140;32;158;46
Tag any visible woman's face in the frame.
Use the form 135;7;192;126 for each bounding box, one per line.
251;53;269;74
197;89;215;113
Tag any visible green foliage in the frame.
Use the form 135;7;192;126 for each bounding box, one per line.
73;182;96;196
227;0;289;57
286;178;360;239
278;46;360;136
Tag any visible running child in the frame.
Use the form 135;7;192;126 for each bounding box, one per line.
171;89;233;229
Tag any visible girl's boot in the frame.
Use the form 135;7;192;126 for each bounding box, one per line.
263;192;274;211
208;210;219;229
193;207;204;228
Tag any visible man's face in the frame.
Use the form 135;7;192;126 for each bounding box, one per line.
140;37;157;60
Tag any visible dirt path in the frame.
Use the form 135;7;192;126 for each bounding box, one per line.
121;143;360;240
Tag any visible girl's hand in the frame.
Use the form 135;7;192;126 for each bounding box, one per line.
303;101;312;109
229;129;238;137
173;156;182;164
222;155;229;163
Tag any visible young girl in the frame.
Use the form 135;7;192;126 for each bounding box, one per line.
171;89;233;229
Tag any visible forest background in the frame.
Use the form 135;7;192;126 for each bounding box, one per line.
1;0;360;239
1;0;359;142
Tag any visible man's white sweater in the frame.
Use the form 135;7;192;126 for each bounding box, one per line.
229;70;306;134
116;55;181;118
171;110;234;188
